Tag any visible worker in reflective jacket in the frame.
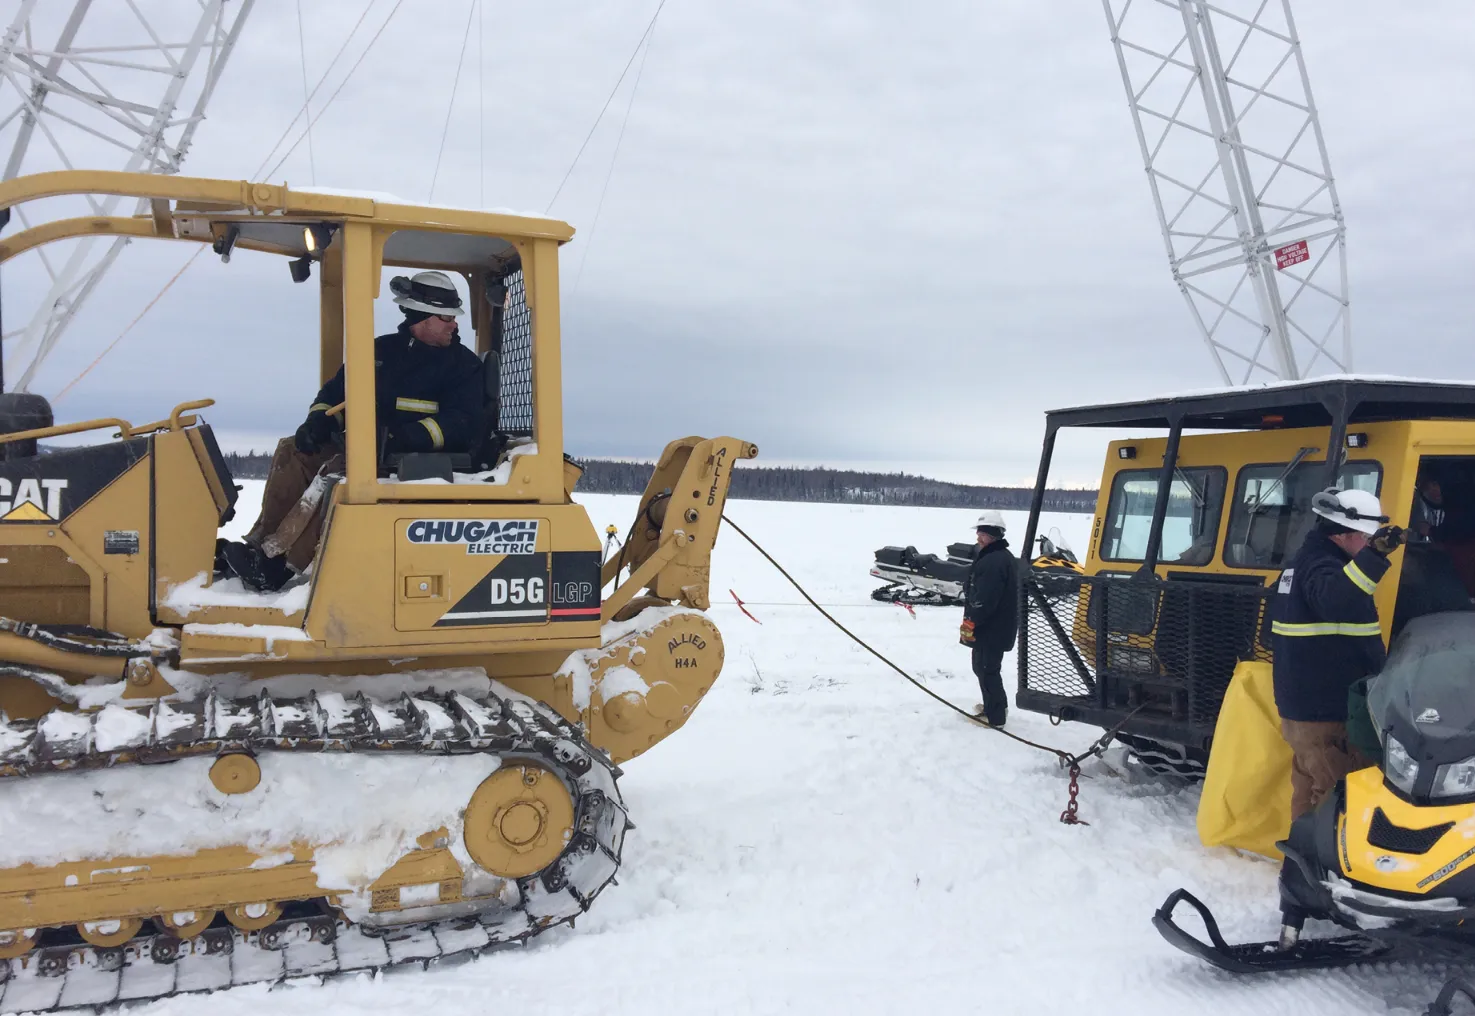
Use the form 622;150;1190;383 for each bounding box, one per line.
1271;487;1405;819
219;271;484;592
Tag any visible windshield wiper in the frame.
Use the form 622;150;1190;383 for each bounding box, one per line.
1247;446;1319;514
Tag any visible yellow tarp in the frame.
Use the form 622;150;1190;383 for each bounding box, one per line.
1196;660;1292;859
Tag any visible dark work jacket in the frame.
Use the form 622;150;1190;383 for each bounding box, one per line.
1270;528;1389;723
311;323;484;454
964;539;1019;652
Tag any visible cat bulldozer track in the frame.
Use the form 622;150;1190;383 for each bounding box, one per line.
0;170;756;1010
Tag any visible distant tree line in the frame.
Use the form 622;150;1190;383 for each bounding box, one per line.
221;452;1097;513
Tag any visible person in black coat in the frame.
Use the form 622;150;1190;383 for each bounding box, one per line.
1271;486;1403;819
220;271;485;591
961;510;1019;727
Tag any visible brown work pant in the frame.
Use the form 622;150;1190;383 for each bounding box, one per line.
245;438;343;572
1280;718;1372;822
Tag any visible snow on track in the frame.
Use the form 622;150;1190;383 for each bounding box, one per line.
93;491;1464;1015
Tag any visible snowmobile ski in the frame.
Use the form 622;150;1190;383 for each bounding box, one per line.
1426;977;1475;1016
1152;889;1393;974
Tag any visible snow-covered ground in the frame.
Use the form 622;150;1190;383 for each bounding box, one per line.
76;491;1469;1013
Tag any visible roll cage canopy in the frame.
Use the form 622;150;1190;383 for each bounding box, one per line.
1023;377;1475;573
1044;378;1475;431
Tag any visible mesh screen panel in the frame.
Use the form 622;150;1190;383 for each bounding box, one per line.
497;268;534;436
1018;571;1273;745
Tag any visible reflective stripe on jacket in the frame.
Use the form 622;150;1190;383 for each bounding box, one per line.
1270;527;1389;723
312;323;484;454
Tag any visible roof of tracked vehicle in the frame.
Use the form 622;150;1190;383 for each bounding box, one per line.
1047;376;1475;430
0;171;576;266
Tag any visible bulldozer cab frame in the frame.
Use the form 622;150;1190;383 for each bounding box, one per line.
0;170;755;680
1017;378;1475;761
0;170;576;504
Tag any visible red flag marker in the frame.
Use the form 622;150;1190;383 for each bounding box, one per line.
729;589;762;624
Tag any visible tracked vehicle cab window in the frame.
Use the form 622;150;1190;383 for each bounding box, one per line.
1100;467;1226;565
1223;460;1381;570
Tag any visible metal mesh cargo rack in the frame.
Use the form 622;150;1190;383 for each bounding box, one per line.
1017;568;1272;753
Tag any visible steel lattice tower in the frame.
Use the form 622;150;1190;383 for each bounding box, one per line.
0;0;254;392
1103;0;1350;384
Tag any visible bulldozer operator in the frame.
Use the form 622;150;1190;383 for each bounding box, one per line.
1270;487;1405;820
219;270;485;592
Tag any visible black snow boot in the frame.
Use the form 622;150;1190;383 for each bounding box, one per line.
220;540;291;593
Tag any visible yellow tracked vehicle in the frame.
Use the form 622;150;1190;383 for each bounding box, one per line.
0;170;755;1010
1012;380;1475;990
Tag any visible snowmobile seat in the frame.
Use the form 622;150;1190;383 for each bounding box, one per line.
930;557;971;583
909;550;941;570
946;542;976;561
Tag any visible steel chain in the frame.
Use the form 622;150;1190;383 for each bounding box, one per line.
1059;764;1087;825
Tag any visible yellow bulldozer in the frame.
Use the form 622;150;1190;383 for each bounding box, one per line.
0;170;755;1010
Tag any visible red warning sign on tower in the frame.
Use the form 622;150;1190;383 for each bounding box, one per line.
1274;240;1309;271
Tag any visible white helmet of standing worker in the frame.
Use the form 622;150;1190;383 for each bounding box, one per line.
976;510;1007;532
389;270;465;316
1310;487;1387;536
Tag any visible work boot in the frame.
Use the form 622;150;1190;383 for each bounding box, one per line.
213;538;230;580
220;540;292;593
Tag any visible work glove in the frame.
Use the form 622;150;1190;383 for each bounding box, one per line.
384;423;433;455
294;409;334;454
1370;524;1406;557
959;618;976;646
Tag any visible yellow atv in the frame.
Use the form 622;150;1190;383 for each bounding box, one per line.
0;170;754;1010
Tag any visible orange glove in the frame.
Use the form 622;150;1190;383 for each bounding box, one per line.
959;618;975;646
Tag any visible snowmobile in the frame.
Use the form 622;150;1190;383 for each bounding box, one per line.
0;170;755;1011
869;530;1082;607
870;542;974;606
1154;611;1475;983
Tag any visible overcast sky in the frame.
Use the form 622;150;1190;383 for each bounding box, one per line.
2;0;1471;486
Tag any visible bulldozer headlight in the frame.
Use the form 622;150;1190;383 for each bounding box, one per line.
1384;734;1420;795
303;223;335;257
1433;755;1475;799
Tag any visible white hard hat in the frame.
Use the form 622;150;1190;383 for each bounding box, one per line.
976;510;1006;531
389;270;465;316
1310;487;1387;536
